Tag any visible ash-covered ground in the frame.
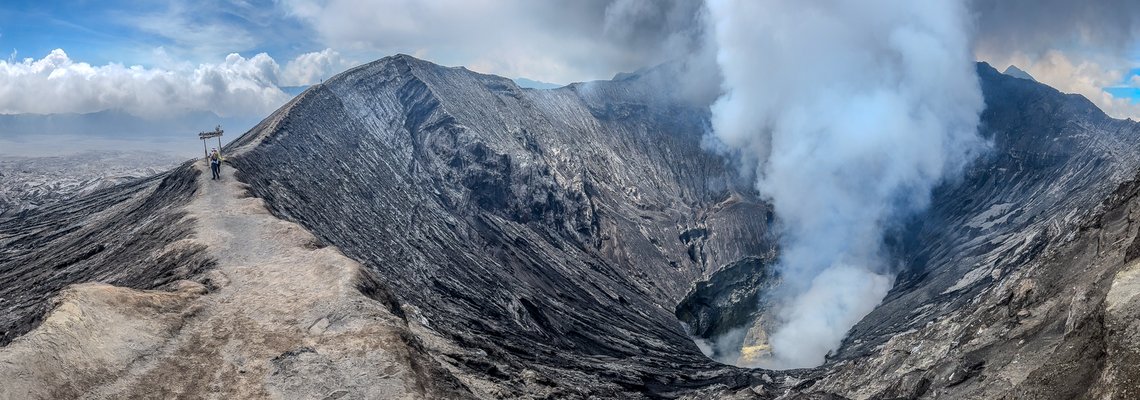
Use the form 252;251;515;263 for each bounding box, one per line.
0;150;184;216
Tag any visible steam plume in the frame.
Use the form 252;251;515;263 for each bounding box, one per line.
703;0;985;368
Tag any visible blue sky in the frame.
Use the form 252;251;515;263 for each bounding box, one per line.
1105;68;1140;104
0;1;307;65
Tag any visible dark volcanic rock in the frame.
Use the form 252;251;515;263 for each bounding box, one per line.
227;55;776;397
1001;65;1036;82
0;163;213;346
839;63;1140;359
676;256;777;339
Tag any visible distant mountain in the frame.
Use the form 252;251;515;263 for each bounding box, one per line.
512;77;563;89
1002;64;1037;81
280;85;312;96
0;110;264;158
0;110;255;138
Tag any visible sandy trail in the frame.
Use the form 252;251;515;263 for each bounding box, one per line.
0;163;432;399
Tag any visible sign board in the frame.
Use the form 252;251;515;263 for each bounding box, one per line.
199;127;224;139
198;126;225;158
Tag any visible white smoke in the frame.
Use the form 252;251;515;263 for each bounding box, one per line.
703;0;985;369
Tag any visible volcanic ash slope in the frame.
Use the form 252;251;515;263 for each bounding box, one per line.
0;163;467;399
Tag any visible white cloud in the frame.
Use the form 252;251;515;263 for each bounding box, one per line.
281;48;354;86
112;0;312;63
0;49;291;118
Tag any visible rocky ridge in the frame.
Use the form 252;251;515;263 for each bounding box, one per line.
1;162;467;398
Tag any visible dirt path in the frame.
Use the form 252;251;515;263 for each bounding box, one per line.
1;163;437;399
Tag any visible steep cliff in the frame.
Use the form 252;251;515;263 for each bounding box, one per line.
227;55;776;397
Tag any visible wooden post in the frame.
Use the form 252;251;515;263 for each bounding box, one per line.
215;125;223;158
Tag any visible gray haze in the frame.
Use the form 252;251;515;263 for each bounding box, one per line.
971;0;1140;59
703;0;985;369
0;111;260;158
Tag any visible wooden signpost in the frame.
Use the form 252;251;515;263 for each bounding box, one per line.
199;126;224;158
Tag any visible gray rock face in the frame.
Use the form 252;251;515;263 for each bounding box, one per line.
840;63;1140;358
228;55;777;397
5;54;1140;398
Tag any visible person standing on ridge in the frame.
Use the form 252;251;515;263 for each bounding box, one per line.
209;148;222;180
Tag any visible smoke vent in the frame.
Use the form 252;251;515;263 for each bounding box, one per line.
675;256;780;366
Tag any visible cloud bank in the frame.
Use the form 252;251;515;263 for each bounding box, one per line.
703;0;985;369
972;0;1140;58
0;48;350;119
0;1;712;120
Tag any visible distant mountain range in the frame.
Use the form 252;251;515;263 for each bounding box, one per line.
0;110;263;157
512;77;563;89
1002;64;1037;82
